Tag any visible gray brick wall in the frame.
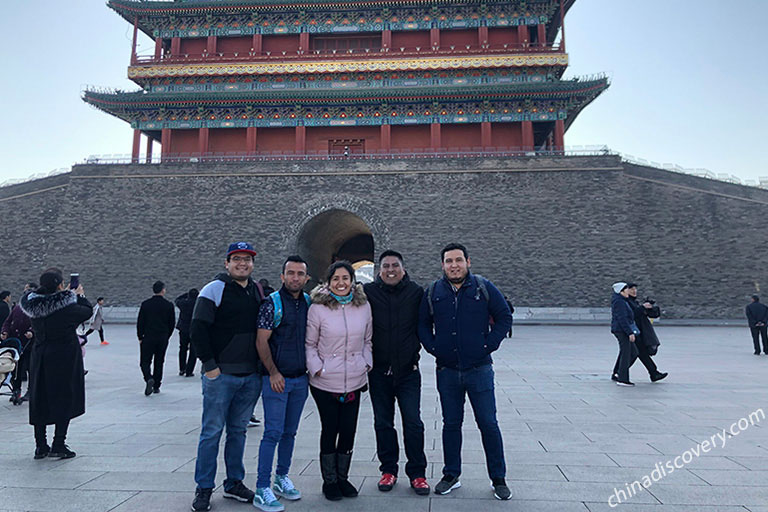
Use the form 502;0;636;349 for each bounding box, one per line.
1;155;765;318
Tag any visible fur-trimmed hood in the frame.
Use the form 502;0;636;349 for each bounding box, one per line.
310;282;368;309
20;290;77;319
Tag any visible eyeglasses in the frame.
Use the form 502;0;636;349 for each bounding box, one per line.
230;255;253;263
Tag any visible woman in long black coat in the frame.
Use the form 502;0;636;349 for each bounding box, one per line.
20;269;92;459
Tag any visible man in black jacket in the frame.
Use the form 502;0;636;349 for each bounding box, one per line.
190;242;264;511
175;288;199;377
363;250;429;496
615;284;667;382
136;280;175;396
746;295;768;355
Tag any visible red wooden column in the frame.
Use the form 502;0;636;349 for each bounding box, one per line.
161;128;172;159
481;122;492;148
295;126;306;154
131;129;141;163
478;26;489;48
246;127;258;153
430;28;440;48
553;119;565;152
206;36;217;55
154;37;163;59
537;24;547;47
382;29;392;50
252;34;262;55
380;124;391;152
299;32;309;52
145;136;153;163
430;123;441;150
198;128;209;155
521;121;534;151
171;37;181;57
517;25;529;48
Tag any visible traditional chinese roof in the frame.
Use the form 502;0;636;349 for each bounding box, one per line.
108;0;573;38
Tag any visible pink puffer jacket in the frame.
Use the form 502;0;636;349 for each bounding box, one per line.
306;283;373;393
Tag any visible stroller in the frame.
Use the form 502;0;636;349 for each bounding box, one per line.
0;338;22;401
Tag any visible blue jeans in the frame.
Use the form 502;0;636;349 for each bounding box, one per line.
256;374;309;488
436;364;506;480
194;372;262;490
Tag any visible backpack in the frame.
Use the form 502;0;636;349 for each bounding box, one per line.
426;274;490;317
269;290;311;329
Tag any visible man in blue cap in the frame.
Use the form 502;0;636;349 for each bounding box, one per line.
190;242;266;511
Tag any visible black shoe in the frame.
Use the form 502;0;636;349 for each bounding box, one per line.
34;445;50;460
191;488;213;511
10;390;21;405
179;371;185;376
144;378;154;396
616;380;635;387
610;373;618;381
83;370;89;376
248;416;261;427
320;453;342;501
651;372;668;382
185;373;195;378
223;480;255;502
49;445;76;459
491;478;512;500
153;387;160;394
336;452;358;497
755;351;761;355
434;474;461;495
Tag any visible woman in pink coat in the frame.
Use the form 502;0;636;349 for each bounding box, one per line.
306;260;372;501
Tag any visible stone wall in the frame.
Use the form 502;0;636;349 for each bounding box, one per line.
1;155;765;318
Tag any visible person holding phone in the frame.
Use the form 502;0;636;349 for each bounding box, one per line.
20;268;92;459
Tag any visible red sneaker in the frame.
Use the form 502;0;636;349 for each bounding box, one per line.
100;341;109;345
410;477;430;496
377;473;397;492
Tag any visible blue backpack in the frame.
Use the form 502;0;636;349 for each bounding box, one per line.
270;290;311;329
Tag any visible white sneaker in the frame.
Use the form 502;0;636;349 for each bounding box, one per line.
253;487;284;512
273;474;301;500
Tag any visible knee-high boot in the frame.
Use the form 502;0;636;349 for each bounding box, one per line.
336;451;358;498
320;453;342;501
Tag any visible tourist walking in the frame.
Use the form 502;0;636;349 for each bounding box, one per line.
136;281;175;395
20;269;92;459
363;250;429;495
190;242;263;512
252;256;312;512
2;284;36;405
611;282;640;387
746;295;768;355
0;291;11;326
174;288;199;377
615;284;668;382
84;297;107;345
417;243;513;500
306;260;373;501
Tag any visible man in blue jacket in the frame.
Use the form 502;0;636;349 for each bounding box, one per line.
610;282;640;387
418;243;513;500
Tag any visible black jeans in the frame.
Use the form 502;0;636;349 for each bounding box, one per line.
750;326;768;353
310;385;361;455
614;337;659;377
84;328;104;342
11;343;32;393
139;337;169;388
612;332;638;382
368;368;427;479
178;330;196;375
34;421;69;449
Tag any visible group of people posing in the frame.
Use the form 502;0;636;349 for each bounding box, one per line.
185;241;513;511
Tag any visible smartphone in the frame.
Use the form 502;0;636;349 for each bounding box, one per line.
69;273;80;290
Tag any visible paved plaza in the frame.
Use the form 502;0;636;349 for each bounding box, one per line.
1;324;767;512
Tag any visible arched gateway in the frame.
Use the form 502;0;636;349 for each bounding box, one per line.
296;209;376;286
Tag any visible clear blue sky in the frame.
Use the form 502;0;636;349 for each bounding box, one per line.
1;1;765;183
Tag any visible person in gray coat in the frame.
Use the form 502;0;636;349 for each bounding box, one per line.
84;297;107;345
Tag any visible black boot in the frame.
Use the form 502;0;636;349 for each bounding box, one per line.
336;451;358;498
320;453;342;501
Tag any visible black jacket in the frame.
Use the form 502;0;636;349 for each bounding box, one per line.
137;295;176;341
746;301;768;327
0;301;10;328
627;297;660;352
20;290;92;425
191;273;263;375
174;292;197;332
364;273;424;380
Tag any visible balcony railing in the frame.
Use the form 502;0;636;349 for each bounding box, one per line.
132;42;563;66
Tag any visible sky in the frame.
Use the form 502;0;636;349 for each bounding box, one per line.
1;0;766;184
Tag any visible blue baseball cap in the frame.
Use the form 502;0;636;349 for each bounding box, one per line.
226;241;257;258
